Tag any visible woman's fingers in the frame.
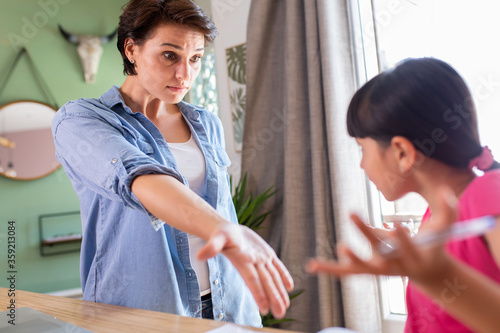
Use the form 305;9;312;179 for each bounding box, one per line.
207;225;294;319
273;256;294;291
226;250;270;314
196;224;295;319
256;261;287;319
227;254;290;318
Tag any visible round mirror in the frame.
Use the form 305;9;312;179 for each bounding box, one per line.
0;100;60;180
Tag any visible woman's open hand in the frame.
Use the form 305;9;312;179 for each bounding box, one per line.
197;223;294;319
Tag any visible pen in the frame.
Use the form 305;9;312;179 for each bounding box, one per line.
377;215;497;256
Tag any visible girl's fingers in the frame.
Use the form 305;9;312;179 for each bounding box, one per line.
305;258;358;276
393;223;420;263
307;242;387;276
340;244;389;275
350;214;384;247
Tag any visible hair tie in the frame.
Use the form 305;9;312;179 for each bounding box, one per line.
468;146;494;170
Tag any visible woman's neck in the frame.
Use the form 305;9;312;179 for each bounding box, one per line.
119;76;177;119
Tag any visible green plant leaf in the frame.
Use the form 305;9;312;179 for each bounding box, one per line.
261;316;295;327
246;212;270;229
237;197;253;222
231;173;304;327
239;196;259;223
232;173;277;229
230;87;246;114
226;44;246;84
260;290;305;327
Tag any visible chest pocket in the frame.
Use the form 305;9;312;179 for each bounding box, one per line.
137;138;155;155
214;147;231;169
213;147;231;206
120;124;155;156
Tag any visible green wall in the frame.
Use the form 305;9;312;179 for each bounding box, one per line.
0;0;128;293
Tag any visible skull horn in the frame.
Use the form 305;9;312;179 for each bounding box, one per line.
58;24;79;44
100;28;118;44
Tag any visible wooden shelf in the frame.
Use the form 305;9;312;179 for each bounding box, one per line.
41;234;82;246
38;211;81;256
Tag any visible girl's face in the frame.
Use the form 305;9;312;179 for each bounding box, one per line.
127;23;205;103
356;137;411;201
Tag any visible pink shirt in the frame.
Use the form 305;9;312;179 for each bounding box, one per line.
405;170;500;333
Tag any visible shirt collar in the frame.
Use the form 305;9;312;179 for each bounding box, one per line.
100;85;201;121
100;85;127;110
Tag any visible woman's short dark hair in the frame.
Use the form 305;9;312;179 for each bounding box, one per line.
117;0;218;75
347;57;498;170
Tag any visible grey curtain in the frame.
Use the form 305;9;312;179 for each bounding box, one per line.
242;1;382;332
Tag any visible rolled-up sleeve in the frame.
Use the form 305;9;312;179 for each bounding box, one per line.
52;103;182;228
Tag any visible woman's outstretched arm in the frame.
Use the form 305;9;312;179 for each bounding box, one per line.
132;174;294;319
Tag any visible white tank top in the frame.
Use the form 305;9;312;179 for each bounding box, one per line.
168;134;210;296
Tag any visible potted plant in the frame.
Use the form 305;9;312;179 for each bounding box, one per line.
231;173;303;327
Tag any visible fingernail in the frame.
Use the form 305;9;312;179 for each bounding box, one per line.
305;260;316;273
272;309;284;320
260;301;269;315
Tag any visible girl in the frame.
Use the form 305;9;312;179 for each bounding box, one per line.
308;58;500;332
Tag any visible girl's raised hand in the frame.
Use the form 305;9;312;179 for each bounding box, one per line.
306;187;457;286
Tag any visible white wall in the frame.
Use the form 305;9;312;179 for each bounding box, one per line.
210;0;251;182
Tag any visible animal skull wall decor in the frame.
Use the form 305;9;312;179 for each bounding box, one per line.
58;24;118;84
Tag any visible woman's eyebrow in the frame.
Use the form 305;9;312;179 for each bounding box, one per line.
160;42;204;52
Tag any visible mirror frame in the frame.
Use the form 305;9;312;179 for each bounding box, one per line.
0;100;60;181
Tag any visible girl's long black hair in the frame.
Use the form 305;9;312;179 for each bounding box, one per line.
347;57;499;170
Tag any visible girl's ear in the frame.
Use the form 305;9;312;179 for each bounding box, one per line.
391;136;418;174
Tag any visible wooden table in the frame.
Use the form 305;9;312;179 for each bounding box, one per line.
0;288;304;333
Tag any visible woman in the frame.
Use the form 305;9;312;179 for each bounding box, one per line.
308;58;500;332
52;0;293;326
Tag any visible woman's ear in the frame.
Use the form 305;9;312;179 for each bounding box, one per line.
124;38;136;61
391;136;418;174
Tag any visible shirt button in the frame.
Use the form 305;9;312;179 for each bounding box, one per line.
218;313;224;319
111;158;118;164
214;279;219;285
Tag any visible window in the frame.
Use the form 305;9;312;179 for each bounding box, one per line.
185;45;219;115
350;0;500;331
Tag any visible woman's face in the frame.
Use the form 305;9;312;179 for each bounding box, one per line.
356;137;410;201
128;23;205;103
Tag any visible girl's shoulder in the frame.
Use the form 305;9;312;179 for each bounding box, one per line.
459;170;500;218
467;169;500;193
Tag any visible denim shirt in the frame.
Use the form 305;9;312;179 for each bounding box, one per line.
52;86;261;327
